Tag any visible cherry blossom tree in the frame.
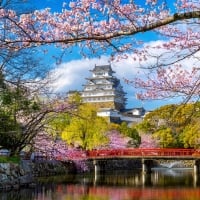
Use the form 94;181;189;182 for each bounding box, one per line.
0;89;77;155
0;0;199;102
105;130;132;149
139;134;159;148
33;131;89;172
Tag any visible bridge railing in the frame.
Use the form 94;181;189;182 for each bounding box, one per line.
87;148;197;158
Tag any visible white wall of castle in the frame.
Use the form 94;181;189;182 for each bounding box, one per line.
97;110;143;124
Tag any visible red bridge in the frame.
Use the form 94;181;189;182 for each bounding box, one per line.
86;148;200;174
87;148;200;159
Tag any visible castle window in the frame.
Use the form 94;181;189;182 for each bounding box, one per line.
95;72;104;76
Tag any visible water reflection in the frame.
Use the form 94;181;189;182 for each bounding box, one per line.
1;169;200;200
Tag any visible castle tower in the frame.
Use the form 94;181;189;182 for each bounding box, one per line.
81;64;126;111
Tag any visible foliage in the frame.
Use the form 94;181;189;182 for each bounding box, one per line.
0;0;200;155
0;156;20;164
0;77;41;155
61;103;109;150
47;93;83;137
108;123;120;131
68;92;83;106
47;112;71;136
33;132;89;172
0;72;74;155
0;110;21;134
49;109;141;151
139;134;158;148
136;102;200;148
179;123;200;148
0;1;56;155
118;122;141;147
153;127;174;148
135;120;155;135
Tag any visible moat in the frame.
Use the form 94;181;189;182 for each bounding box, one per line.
1;168;200;200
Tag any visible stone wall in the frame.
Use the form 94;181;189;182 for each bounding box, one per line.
0;162;33;190
156;159;194;168
32;160;76;176
0;160;76;191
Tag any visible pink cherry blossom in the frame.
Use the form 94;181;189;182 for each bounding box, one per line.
0;0;199;101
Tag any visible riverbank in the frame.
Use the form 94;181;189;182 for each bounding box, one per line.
0;160;75;190
0;158;195;190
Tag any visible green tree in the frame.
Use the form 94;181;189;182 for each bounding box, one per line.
47;112;71;137
153;127;174;148
68;92;83;106
135;120;155;135
61;103;109;150
0;80;42;155
47;93;83;137
0;109;21;149
135;102;200;148
179;123;200;148
118;122;141;147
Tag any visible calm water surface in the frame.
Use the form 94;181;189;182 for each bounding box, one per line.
1;168;200;200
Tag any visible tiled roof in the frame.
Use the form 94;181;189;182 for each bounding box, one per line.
91;64;114;72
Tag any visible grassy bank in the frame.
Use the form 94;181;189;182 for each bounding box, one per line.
0;156;20;164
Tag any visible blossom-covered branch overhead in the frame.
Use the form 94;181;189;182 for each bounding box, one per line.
0;0;199;50
0;0;199;101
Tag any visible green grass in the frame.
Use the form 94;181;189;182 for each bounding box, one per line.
0;156;20;164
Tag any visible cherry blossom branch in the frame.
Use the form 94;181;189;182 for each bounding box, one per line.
131;66;200;100
0;5;199;50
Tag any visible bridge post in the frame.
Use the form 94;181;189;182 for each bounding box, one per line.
93;160;100;174
194;160;200;174
142;159;153;174
93;160;106;174
93;160;100;185
142;159;147;174
193;159;200;187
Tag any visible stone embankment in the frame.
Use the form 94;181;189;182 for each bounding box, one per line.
157;159;194;168
0;160;75;191
0;158;195;190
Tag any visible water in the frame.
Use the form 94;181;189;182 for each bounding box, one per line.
0;168;200;200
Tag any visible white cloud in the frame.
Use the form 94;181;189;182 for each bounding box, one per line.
49;56;108;92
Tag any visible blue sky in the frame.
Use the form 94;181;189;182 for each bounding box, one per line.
28;0;188;111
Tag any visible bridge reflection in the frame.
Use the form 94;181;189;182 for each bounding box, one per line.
35;170;200;200
1;170;198;200
93;168;198;187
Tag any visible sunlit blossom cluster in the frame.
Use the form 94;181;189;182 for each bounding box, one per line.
105;130;132;149
33;132;89;172
139;134;158;148
134;65;200;100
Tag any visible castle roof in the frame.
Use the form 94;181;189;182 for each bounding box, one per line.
90;64;115;73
